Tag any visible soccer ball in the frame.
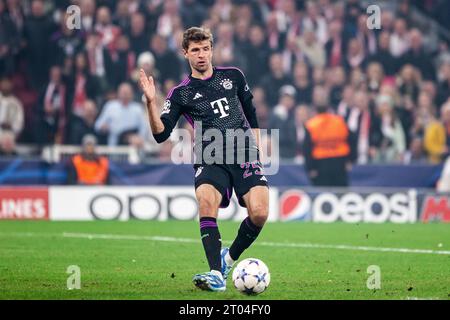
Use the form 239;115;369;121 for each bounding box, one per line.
232;258;270;295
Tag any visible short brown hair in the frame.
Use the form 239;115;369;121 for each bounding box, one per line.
182;27;214;51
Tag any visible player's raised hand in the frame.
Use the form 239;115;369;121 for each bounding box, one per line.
139;69;156;104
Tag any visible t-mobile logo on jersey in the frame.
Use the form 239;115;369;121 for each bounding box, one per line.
210;98;230;118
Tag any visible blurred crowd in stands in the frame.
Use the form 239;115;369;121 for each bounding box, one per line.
0;0;450;165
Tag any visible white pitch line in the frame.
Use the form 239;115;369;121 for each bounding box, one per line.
1;231;449;256
62;232;450;256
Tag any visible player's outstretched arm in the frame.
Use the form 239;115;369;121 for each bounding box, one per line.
139;69;165;135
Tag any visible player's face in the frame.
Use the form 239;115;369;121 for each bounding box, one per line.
184;40;213;73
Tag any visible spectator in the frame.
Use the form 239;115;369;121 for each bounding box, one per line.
130;51;157;100
5;0;25;36
157;0;181;38
279;34;299;75
265;12;285;52
421;81;438;107
95;82;149;147
243;24;270;87
234;19;251;51
260;53;291;108
390;18;410;58
79;0;96;32
372;94;406;163
111;34;136;87
210;0;233;22
437;61;450;109
67;134;110;185
368;31;398;76
354;14;377;56
297;29;326;68
85;31;115;91
67;52;100;118
0;0;20;77
150;34;181;84
312;66;327;87
294;104;310;160
348;67;367;90
403;136;428;164
0;129;17;157
292;62;313;105
303;85;355;186
410;91;437;141
50;12;84;67
343;90;381;164
181;0;208;30
380;9;395;32
35;65;68;145
94;6;121;51
69;99;102;145
269;85;297;160
329;66;346;109
366;62;385;95
128;12;149;57
337;85;355;117
302;1;328;45
0;77;24;139
344;38;367;72
325;19;346;68
424;102;450;164
213;22;246;69
23;0;55;90
344;0;362;30
251;86;270;129
397;64;421;106
113;0;131;32
402;29;435;81
279;0;301;40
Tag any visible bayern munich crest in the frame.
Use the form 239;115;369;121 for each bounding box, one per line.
221;79;233;90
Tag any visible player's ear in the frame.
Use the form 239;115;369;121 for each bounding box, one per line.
183;49;188;59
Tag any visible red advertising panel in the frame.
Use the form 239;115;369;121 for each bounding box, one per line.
0;188;49;220
421;196;450;223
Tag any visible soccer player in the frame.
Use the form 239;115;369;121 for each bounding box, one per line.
139;27;269;292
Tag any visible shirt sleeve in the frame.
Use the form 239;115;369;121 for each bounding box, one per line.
94;101;112;132
235;69;259;128
153;96;183;143
235;68;253;102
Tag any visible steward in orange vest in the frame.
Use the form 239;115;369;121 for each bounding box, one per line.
303;105;355;187
67;135;110;185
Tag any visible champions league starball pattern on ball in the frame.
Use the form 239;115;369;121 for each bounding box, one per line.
232;258;270;295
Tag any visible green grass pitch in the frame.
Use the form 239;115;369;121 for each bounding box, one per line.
0;220;449;300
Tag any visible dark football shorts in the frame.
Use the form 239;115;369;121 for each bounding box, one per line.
194;160;269;208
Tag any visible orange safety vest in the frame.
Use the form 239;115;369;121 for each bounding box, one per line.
72;154;109;185
306;113;350;160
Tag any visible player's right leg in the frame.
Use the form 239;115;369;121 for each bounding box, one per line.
192;165;232;291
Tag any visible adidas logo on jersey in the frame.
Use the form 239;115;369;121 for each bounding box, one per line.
260;176;267;182
193;93;203;100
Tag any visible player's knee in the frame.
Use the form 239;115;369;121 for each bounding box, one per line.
249;203;268;226
197;196;219;216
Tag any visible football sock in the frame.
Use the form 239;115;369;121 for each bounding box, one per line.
229;216;263;261
199;217;222;272
224;251;235;266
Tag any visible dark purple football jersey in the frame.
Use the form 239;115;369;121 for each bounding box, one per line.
160;66;258;163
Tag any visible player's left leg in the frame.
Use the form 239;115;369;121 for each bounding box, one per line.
220;160;269;278
228;185;269;261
